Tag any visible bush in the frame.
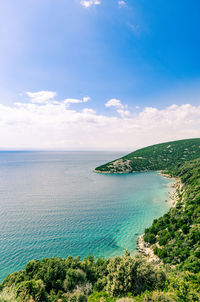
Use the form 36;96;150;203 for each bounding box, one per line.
106;253;166;297
88;292;115;302
144;233;156;244
16;279;47;302
63;269;86;291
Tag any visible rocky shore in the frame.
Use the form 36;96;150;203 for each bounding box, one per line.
158;172;183;207
94;159;133;174
137;235;160;262
137;172;183;261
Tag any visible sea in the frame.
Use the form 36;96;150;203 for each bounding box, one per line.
0;151;174;281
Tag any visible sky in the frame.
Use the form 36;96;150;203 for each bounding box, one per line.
0;0;200;150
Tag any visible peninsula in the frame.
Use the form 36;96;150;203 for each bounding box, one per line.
94;138;200;174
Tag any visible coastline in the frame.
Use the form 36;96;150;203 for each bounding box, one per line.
158;172;182;207
137;171;182;261
137;235;160;262
94;168;182;262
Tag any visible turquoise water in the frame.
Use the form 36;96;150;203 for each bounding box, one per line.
0;152;174;281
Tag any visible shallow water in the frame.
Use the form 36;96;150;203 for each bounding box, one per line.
0;151;174;281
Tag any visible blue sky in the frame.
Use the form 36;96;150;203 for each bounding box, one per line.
0;0;200;150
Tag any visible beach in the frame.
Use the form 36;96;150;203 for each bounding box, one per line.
137;173;183;261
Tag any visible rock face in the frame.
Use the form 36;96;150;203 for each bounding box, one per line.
94;159;132;174
137;235;160;262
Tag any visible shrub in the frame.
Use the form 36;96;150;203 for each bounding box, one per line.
106;253;166;297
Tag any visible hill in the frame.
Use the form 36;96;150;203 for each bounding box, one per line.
94;138;200;173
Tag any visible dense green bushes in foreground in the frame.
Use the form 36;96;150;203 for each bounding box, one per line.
1;141;200;301
0;253;166;302
1;253;200;301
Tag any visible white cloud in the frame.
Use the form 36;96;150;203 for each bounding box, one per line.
26;91;57;104
82;108;96;114
116;109;130;117
64;96;91;105
80;0;101;8
0;92;199;150
105;98;130;117
25;91;91;106
105;98;125;109
118;1;127;8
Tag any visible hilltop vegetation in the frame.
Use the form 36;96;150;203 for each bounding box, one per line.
1;138;200;301
94;138;200;173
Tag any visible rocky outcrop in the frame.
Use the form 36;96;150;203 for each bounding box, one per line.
137;235;160;262
94;159;133;174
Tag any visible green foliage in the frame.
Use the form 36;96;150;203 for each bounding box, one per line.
143;233;156;244
106;253;166;297
144;158;200;272
63;269;86;291
166;271;200;302
16;279;47;302
0;286;16;302
1;255;108;302
88;292;116;302
0;253;167;302
95;138;200;173
134;290;176;301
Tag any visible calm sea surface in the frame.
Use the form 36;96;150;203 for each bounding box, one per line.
0;151;174;281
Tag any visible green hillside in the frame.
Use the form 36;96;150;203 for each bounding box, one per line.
144;158;200;272
94;138;200;173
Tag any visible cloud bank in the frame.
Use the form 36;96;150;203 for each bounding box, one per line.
0;91;200;150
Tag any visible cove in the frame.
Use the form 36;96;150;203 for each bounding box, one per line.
0;151;174;281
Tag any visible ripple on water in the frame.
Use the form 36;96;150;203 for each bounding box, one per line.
0;152;174;281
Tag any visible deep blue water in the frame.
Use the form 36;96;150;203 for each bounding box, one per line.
0;151;174;281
